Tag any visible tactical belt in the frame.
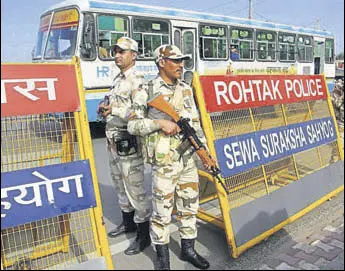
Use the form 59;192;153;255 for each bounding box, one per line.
111;130;138;156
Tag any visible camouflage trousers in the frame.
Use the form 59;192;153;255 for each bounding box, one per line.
150;157;199;245
107;140;151;224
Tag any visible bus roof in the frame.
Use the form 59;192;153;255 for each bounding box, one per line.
45;0;335;38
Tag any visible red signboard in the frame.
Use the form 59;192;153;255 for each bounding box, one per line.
1;64;80;117
199;75;328;113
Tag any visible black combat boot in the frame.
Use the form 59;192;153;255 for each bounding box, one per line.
124;221;151;255
108;211;137;238
155;244;170;270
180;239;210;269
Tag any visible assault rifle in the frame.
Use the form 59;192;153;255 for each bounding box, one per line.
147;94;229;195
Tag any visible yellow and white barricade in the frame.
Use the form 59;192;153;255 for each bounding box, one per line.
193;73;344;258
1;58;113;270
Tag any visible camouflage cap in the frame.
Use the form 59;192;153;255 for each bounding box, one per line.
153;44;192;63
113;37;138;52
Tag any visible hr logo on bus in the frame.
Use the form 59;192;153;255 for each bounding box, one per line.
97;66;110;78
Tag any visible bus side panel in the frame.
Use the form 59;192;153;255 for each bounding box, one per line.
80;61;118;89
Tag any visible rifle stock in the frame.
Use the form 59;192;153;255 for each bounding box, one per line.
148;94;229;195
147;94;180;122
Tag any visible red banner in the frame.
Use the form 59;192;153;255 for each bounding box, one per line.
1;64;80;117
199;75;328;113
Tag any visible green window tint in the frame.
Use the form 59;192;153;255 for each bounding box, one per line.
162;35;169;44
200;24;228;60
230;27;254;61
218;39;227;59
201;25;226;37
231;30;238;39
325;38;334;64
278;32;296;62
306;46;313;62
256;30;276;61
97;15;128;59
98;16;127;31
183;31;194;70
143;35;161;57
133;18;170;59
111;33;125;44
297;35;313;63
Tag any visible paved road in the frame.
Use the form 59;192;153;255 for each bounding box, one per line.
90;124;344;270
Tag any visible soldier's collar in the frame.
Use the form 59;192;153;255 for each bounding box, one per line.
117;66;136;79
157;76;181;89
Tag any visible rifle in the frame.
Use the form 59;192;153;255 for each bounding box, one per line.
147;94;229;195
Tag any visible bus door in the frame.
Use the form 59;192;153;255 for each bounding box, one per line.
173;27;196;85
314;40;325;74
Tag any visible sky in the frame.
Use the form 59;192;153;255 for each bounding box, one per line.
1;0;344;62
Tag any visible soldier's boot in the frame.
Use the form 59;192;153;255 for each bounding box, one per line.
108;211;137;238
124;221;151;255
155;244;170;270
180;238;210;270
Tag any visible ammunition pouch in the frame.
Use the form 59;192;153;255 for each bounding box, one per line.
112;131;138;156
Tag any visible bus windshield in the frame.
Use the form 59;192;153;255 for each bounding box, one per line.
33;8;79;60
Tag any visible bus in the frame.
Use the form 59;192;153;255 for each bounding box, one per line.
32;0;336;122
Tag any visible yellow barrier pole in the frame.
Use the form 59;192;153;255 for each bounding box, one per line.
306;102;323;167
192;72;238;258
324;75;344;161
248;108;270;194
72;57;114;269
281;104;301;180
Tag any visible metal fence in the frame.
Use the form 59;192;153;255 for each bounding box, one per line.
1;59;113;270
193;73;344;258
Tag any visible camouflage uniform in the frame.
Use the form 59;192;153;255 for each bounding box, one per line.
106;66;151;224
331;81;344;123
128;76;206;244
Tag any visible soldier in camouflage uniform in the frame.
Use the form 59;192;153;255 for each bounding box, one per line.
332;79;344;123
97;37;151;255
128;45;210;270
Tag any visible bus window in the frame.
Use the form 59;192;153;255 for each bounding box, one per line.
200;24;228;60
325;38;335;64
80;13;96;60
97;15;128;59
256;30;277;61
183;31;194;70
132;18;170;59
44;9;79;59
33;13;52;59
174;30;181;50
230;27;254;61
297;35;313;62
278;32;296;62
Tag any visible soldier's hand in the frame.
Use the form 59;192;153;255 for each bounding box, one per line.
156;119;181;135
101;105;112;117
97;101;105;114
203;154;218;173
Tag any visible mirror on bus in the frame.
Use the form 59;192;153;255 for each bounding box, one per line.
81;14;96;59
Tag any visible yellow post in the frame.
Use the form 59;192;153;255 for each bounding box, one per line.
324;75;344;161
72;57;114;269
192;72;239;258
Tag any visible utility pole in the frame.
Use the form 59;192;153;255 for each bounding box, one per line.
315;17;319;30
249;0;253;19
248;0;253;19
